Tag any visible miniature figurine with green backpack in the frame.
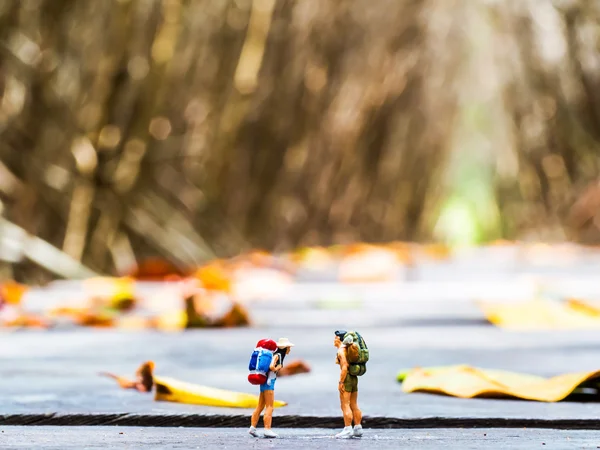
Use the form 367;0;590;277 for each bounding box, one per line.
334;329;366;439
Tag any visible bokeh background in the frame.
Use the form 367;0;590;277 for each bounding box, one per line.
1;0;600;283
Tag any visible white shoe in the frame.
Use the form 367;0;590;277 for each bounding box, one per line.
353;424;363;437
335;426;353;439
263;429;279;439
248;426;259;437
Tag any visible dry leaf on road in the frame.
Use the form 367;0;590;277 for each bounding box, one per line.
398;365;600;402
101;361;286;408
278;360;311;377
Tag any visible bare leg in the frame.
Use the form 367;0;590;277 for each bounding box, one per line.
339;391;353;427
251;392;265;427
350;391;362;425
263;390;275;429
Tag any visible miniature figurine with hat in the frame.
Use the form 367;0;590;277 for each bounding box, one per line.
248;337;294;438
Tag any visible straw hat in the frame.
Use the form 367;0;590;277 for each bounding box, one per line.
276;337;295;348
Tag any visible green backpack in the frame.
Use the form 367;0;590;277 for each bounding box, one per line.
344;331;369;376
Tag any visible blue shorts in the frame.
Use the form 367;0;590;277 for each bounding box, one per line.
260;378;276;392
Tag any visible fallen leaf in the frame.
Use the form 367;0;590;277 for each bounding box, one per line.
398;365;600;402
0;281;28;305
3;313;50;328
83;277;137;310
478;299;600;330
153;310;188;332
154;376;286;408
194;262;232;292
185;290;250;328
567;298;600;317
278;360;311;377
289;246;333;268
123;258;188;281
100;361;155;392
102;361;285;408
74;311;116;328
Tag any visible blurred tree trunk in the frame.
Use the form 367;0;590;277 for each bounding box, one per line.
488;0;600;242
215;0;465;250
0;0;465;281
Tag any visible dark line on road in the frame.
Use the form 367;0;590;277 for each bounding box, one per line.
1;414;600;430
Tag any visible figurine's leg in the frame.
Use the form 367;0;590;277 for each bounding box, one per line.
350;391;362;426
251;392;265;428
261;389;279;438
335;390;354;438
262;390;275;429
339;391;353;427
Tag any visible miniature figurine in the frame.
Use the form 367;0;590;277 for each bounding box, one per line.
248;337;295;438
334;330;369;438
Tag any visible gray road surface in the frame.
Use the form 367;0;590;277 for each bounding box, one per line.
2;326;600;421
0;427;598;449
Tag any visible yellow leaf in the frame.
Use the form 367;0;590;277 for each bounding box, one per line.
400;365;600;402
154;310;188;332
154;376;287;408
84;277;135;304
478;299;600;330
567;298;600;317
102;361;287;408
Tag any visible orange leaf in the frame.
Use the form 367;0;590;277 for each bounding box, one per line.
124;259;187;281
194;263;232;292
4;314;50;329
0;281;28;305
74;312;115;328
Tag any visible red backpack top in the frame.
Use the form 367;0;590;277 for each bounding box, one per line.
256;338;277;351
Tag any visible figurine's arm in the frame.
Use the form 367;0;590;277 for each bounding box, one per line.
338;348;348;392
270;353;282;372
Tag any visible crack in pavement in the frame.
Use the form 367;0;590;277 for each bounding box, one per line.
1;414;600;430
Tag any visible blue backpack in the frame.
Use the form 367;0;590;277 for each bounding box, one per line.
248;339;276;385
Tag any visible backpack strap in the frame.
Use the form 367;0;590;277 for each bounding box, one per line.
354;332;366;349
275;349;286;367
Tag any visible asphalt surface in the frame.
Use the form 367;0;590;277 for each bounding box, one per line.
1;427;599;449
5;248;600;440
2;325;600;422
